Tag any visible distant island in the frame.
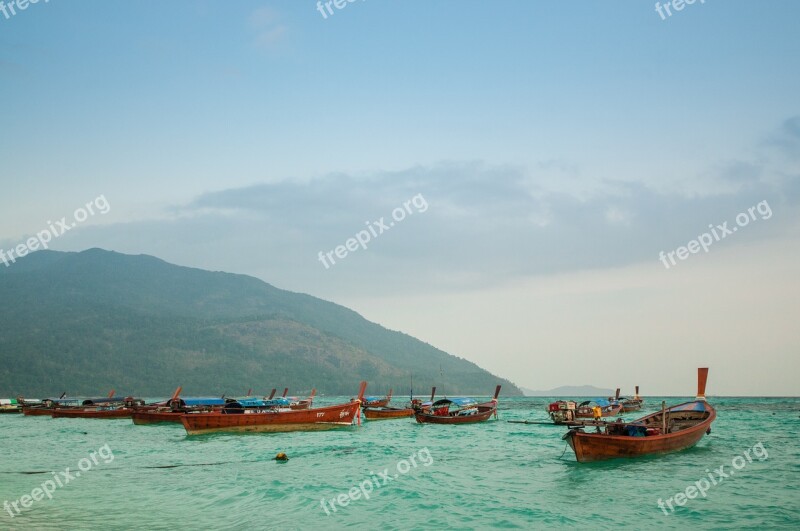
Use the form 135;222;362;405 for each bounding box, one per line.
521;385;614;397
0;249;521;397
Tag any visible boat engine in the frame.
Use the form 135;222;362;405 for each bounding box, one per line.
548;401;576;423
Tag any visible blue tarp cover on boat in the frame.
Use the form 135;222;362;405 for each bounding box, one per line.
625;425;647;437
230;398;270;408
432;397;477;407
593;399;611;407
180;398;226;407
669;401;708;412
262;398;291;407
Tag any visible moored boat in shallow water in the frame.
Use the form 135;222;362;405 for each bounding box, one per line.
619;386;644;412
180;381;367;435
563;368;715;462
287;389;316;410
363;406;414;420
574;399;623;419
132;387;226;425
52;396;145;419
414;385;501;424
361;388;392;408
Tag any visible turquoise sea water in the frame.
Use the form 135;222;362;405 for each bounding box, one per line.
1;397;798;530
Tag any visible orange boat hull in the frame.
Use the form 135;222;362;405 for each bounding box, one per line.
52;408;133;419
414;405;496;424
363;407;413;420
132;411;185;424
180;400;362;435
22;407;54;416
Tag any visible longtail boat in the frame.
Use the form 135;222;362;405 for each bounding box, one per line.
411;387;436;413
287;389;316;410
563;368;715;462
23;391;122;416
180;381;367;435
132;387;226;425
52;396;145;419
574;399;623;419
363;406;414;420
620;386;644;412
23;398;79;416
363;380;420;419
132;397;227;424
362;388;392;408
414;385;500;425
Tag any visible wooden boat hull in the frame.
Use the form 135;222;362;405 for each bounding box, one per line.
180;400;362;435
363;407;414;420
52;408;133;419
132;411;185;424
620;402;642;413
565;401;715;462
22;407;54;416
0;408;21;414
362;399;390;408
414;405;496;424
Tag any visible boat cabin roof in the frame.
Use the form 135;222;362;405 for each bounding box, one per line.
431;397;477;408
579;399;612;407
177;398;226;407
363;396;383;402
225;397;291;408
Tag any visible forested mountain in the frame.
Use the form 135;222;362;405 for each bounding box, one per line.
0;249;521;397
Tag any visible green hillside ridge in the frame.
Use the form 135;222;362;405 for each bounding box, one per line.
0;249;521;397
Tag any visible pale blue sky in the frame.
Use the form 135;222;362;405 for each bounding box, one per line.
1;1;799;394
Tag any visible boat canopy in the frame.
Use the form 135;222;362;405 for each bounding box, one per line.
431;397;477;408
227;398;269;408
178;398;226;407
225;397;291;408
363;396;383;402
579;399;612;407
669;401;709;413
0;399;18;406
262;398;291;407
82;397;126;406
43;398;81;406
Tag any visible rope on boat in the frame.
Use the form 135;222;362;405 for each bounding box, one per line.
558;440;570;459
